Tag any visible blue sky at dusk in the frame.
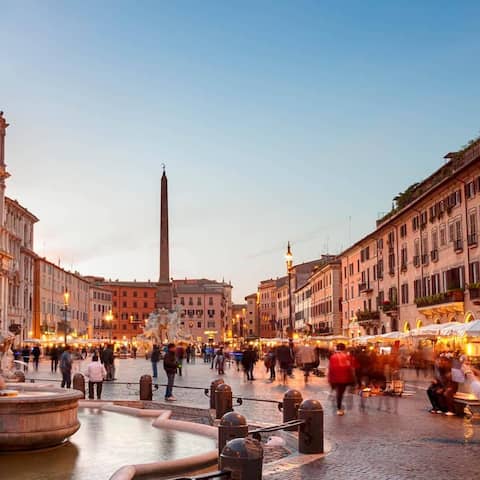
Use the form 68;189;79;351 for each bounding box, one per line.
1;1;480;301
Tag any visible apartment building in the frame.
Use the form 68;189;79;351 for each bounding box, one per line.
34;257;90;341
342;137;480;336
245;292;259;338
172;279;233;343
258;279;277;338
309;258;342;335
294;281;311;332
87;280;113;340
91;279;157;341
4;197;38;341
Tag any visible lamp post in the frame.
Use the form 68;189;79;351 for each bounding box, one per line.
61;290;70;346
105;309;113;342
285;242;293;339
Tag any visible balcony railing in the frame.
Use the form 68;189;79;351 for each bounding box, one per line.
415;289;464;308
359;282;373;293
356;310;380;322
381;301;398;314
468;233;478;247
430;249;439;262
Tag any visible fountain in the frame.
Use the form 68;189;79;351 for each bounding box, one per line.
0;334;83;452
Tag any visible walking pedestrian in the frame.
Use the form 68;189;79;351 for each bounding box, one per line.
328;343;354;416
151;345;160;378
32;344;41;371
50;346;59;373
215;347;225;374
176;344;185;376
101;344;115;381
164;343;177;401
60;346;73;389
21;345;30;372
86;354;107;400
241;345;256;381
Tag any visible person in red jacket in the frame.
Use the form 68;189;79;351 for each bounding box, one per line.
328;343;354;416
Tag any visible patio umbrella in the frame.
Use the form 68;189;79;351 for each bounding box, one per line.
438;322;465;337
460;319;480;338
378;331;409;342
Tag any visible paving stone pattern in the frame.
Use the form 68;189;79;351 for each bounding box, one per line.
28;358;480;479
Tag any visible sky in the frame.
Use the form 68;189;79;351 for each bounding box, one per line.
1;1;480;302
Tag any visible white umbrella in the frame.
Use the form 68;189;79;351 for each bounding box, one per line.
410;323;444;337
459;319;480;337
378;331;409;341
438;322;465;337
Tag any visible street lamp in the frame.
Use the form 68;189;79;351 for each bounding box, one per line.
285;242;293;339
61;290;70;345
105;309;113;342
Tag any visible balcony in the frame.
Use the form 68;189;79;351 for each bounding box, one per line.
468;233;478;247
415;289;464;317
421;254;429;266
359;282;373;294
430;249;439;262
356;310;380;323
381;301;398;315
454;239;464;253
413;255;420;268
400;262;407;272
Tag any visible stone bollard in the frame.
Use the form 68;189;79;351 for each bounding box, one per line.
210;378;225;410
218;411;248;457
220;437;263;480
73;373;85;398
139;374;152;401
215;383;233;419
298;399;324;454
282;389;303;431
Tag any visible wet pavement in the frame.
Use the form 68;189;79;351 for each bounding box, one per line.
23;358;480;479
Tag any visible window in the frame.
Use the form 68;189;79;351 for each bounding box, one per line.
401;284;409;304
400;224;407;238
143;302;148;308
401;246;407;269
144;291;148;298
133;291;138;297
122;291;127;297
133;301;137;308
469;262;480;283
432;229;438;250
209;297;213;306
431;274;441;295
197;321;202;328
197;297;202;305
465;181;476;199
444;266;464;290
377;238;383;250
122;301;127;308
412;215;419;231
414;279;422;299
439;224;446;246
180;297;185;305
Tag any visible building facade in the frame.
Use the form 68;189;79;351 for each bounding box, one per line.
34;258;90;342
341;138;480;336
172;279;232;343
91;280;157;342
231;303;247;340
245;292;259;338
87;281;113;340
294;281;311;332
258;279;277;338
309;259;342;335
4;197;38;341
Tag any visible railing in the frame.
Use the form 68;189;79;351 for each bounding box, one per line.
249;419;305;441
168;472;231;480
415;290;464;308
356;310;380;322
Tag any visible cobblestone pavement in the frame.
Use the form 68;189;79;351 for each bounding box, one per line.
27;358;480;479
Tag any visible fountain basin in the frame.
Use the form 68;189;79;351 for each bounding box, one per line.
0;383;83;451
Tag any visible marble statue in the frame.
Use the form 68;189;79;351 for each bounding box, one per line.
141;305;194;344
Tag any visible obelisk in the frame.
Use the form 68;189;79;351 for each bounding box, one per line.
156;166;173;310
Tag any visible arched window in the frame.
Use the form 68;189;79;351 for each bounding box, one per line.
403;322;411;333
381;325;386;334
